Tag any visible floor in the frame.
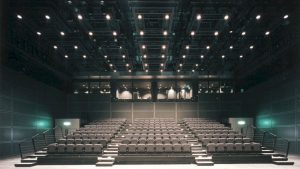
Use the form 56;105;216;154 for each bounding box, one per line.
0;155;299;169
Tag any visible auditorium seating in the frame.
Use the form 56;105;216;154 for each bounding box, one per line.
117;118;192;154
47;118;126;154
182;118;261;153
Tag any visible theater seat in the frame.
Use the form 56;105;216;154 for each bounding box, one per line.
128;144;136;152
93;144;102;153
234;138;242;143
243;137;251;143
235;143;243;152
47;143;57;153
243;143;252;151
155;144;164;152
137;144;146;152
164;144;173;152
119;144;127;153
66;144;75;153
216;143;225;152
182;144;191;152
58;139;66;144
173;144;182;152
84;144;93;153
252;142;261;152
225;143;234;152
207;143;216;152
57;144;66;153
75;144;84;153
146;144;155;152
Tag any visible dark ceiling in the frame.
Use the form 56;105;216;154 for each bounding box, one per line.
2;0;299;90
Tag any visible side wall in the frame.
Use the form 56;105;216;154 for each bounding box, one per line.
0;67;66;157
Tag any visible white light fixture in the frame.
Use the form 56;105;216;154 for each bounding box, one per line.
89;31;93;36
163;30;168;36
122;55;126;58
256;14;261;20
230;45;233;49
142;45;146;49
144;63;148;67
186;45;189;50
160;69;163;72
196;14;201;20
221;55;225;59
114;70;117;72
241;31;246;36
224;14;229;20
160;63;164;67
196;64;199;67
200;55;204;59
162;45;166;49
143;54;147;59
64;55;68;58
77;14;83;20
238;120;246;125
192;69;195;72
145;69;148;72
17;14;23;20
138;14;142;20
179;63;183;67
240;55;243;58
283;14;289;19
45;15;51;20
229;30;233;33
128;69;132;72
177;69;180;72
165;14;170;20
83;55;87;59
63;121;71;126
60;31;65;36
74;45;78;49
214;31;219;36
112;31;117;36
109;63;113;67
265;31;270;36
182;55;186;59
53;45;58;49
140;30;144;36
161;54;165;58
36;32;42;36
206;46;210;50
249;45;254;49
104;55;107;58
126;63;129;67
191;31;195;36
106;14;111;20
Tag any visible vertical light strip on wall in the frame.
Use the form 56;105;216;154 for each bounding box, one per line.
175;103;177;122
131;102;133;122
153;102;156;118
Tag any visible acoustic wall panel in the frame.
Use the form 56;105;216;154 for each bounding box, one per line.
133;102;154;119
112;111;132;122
0;128;11;141
155;103;176;119
177;102;198;121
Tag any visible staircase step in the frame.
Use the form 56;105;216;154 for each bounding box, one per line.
21;157;37;163
195;156;212;161
102;154;118;157
191;144;201;147
262;149;274;153
28;154;47;158
192;153;207;157
103;150;118;154
272;161;294;165
35;150;47;154
272;156;288;161
108;144;119;148
261;152;281;156
96;161;114;166
193;150;207;153
107;147;118;151
98;157;115;162
195;161;214;166
15;162;36;167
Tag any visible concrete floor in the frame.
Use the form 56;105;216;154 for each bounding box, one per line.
0;155;299;169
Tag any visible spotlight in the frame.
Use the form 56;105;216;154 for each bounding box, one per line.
196;14;201;20
200;55;204;59
182;55;186;59
163;31;168;36
143;54;147;59
60;31;65;36
191;31;195;36
265;31;270;36
104;55;107;59
165;14;170;20
140;30;144;36
113;31;117;36
185;45;189;50
17;14;23;20
83;55;87;59
214;31;219;36
106;14;111;20
161;54;165;58
240;55;243;58
74;45;78;49
142;45;146;49
224;14;229;20
221;55;225;59
122;55;126;58
230;45;233;49
89;31;93;36
138;14;142;20
36;32;42;36
45;15;51;20
249;45;254;49
64;55;68;58
283;14;289;19
162;45;166;49
241;31;246;36
77;14;83;20
256;14;261;20
53;45;58;49
206;46;210;50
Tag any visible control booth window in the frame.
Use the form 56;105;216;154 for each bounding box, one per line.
177;81;193;100
198;81;209;94
157;81;176;101
116;81;132;100
132;81;152;101
73;82;89;94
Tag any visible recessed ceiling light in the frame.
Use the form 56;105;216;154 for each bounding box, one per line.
182;55;186;59
283;14;289;19
106;14;111;20
206;46;210;50
119;46;122;49
214;31;219;36
256;14;261;20
77;14;83;20
64;55;68;58
112;31;117;36
17;14;22;20
83;55;87;59
162;45;166;49
230;45;233;49
196;14;201;20
140;30;144;36
53;45;58;49
161;54;165;58
126;63;129;67
60;31;65;36
74;45;78;49
160;63;164;66
45;15;51;20
179;63;183;67
145;69;148;72
196;64;199;67
224;14;229;20
165;14;169;20
36;32;42;36
229;30;233;33
160;69;163;72
163;30;168;36
221;55;225;59
192;69;195;72
104;55;107;58
109;63;113;67
142;45;146;49
114;70;117;72
67;0;72;4
186;45;189;50
191;31;195;36
128;69;131;72
249;45;254;49
177;69;180;72
265;31;270;36
200;55;204;59
138;14;142;20
89;31;93;36
122;55;126;58
143;54;147;58
240;55;243;58
241;31;246;36
144;63;148;66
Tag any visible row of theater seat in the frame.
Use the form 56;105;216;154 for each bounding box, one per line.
119;143;191;153
121;138;189;144
197;133;243;139
66;134;112;140
58;138;108;146
207;143;261;152
193;130;235;134
47;143;103;153
124;131;185;134
201;137;251;146
120;134;189;139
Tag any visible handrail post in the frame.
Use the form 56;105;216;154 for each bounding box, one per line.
32;138;36;152
273;135;277;151
43;133;47;146
286;141;290;157
18;143;23;159
261;131;266;147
